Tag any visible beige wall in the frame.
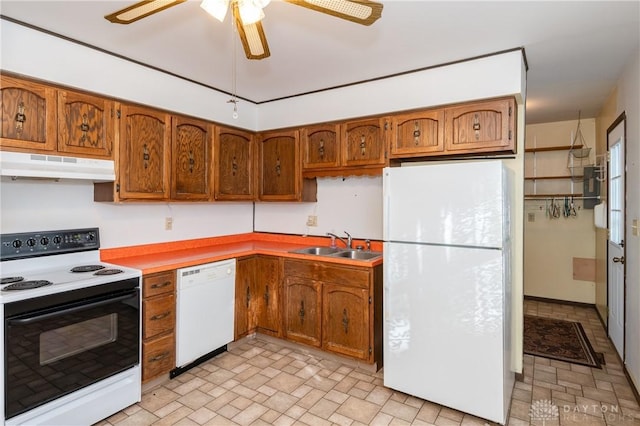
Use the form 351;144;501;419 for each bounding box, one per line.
594;89;618;323
524;119;597;303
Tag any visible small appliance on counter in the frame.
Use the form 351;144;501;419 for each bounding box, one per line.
382;161;514;424
0;228;142;426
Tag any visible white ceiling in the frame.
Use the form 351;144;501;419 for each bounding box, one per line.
1;1;638;124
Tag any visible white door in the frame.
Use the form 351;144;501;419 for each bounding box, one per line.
607;115;626;359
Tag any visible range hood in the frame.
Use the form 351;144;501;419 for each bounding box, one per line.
0;151;116;181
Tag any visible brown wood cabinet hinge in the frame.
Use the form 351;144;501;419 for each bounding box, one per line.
116;109;121;119
369;347;372;354
368;296;372;304
509;130;512;141
509;106;512;117
116;183;120;193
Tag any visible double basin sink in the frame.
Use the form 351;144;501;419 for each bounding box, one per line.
289;246;382;261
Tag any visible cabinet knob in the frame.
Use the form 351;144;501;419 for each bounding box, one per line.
342;308;349;334
188;150;195;173
14;102;26;134
80;113;90;143
143;144;150;168
298;300;305;323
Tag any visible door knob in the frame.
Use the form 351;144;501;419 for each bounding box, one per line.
613;256;625;264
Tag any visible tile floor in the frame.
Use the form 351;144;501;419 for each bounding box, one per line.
97;300;640;425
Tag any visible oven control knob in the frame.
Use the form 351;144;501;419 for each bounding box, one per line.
40;237;50;246
53;236;62;245
26;238;36;247
87;233;96;241
12;239;22;249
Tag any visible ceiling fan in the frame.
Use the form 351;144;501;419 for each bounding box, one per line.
105;0;383;60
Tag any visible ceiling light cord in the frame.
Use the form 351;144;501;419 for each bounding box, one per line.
228;15;239;119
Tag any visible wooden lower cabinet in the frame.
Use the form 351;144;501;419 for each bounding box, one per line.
235;257;255;339
283;259;382;365
284;276;322;347
235;255;282;340
254;256;281;336
142;270;176;383
323;283;369;360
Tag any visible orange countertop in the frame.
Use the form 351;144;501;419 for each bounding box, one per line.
101;232;383;275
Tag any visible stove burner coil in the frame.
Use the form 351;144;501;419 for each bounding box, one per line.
1;276;24;285
94;269;123;276
2;280;52;291
71;265;106;273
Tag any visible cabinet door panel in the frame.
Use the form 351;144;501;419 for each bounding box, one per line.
255;256;281;335
284;276;321;347
235;257;255;340
445;97;515;154
172;116;211;200
0;75;56;151
390;110;444;157
215;127;255;200
57;90;114;158
119;105;171;199
302;124;340;170
259;130;300;200
342;118;386;167
323;283;369;360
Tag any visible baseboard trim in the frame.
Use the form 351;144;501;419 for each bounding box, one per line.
524;295;596;310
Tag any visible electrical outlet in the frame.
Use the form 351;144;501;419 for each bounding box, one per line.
165;217;173;231
528;212;535;222
306;215;318;227
633;219;639;236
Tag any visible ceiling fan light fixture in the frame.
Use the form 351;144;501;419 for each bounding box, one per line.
201;0;230;21
238;0;265;24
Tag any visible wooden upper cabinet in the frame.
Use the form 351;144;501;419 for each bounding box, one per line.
444;97;516;154
342;118;387;167
171;115;212;201
258;129;300;201
57;89;114;158
214;126;255;201
118;104;171;200
390;109;445;158
302;124;340;170
0;75;56;151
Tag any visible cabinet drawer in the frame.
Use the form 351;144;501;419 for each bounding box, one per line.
143;271;175;298
142;333;175;382
284;260;370;288
143;294;175;339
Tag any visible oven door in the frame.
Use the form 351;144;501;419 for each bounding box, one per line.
4;278;140;420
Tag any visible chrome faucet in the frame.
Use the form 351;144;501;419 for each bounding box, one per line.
327;231;352;249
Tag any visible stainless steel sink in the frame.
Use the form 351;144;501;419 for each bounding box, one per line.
329;250;382;260
290;246;343;255
289;246;382;261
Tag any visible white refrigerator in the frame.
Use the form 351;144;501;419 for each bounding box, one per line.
382;160;514;424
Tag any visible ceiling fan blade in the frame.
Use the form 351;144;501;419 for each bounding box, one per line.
284;0;383;26
232;3;271;60
105;0;186;24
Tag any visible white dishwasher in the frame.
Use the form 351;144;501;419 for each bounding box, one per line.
176;258;236;369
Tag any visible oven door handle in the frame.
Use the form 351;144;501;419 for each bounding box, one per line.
7;290;138;326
